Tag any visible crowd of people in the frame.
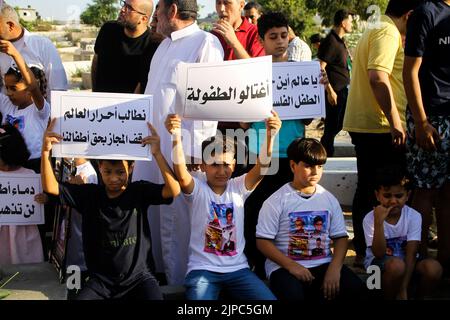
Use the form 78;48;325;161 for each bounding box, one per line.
0;0;449;301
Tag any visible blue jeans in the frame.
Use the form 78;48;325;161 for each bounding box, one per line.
184;268;276;300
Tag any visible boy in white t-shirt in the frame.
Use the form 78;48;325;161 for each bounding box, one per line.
363;166;442;300
256;138;365;300
165;112;281;300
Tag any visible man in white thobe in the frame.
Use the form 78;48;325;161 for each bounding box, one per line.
132;0;224;285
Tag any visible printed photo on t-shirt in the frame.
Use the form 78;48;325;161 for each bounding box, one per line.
204;202;237;256
5;114;25;130
385;236;407;258
288;211;329;260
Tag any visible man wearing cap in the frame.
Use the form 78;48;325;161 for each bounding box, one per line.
0;3;67;98
92;0;160;94
132;0;224;285
213;0;264;60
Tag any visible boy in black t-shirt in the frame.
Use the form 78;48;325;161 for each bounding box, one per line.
403;0;450;272
41;119;180;300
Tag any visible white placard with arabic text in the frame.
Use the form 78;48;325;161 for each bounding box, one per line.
176;56;273;122
273;61;325;120
51;91;153;160
0;174;44;225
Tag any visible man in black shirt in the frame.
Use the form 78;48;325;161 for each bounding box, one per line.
41;119;180;299
92;0;161;93
318;9;353;156
403;0;450;271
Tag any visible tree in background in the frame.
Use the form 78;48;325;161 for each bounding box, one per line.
258;0;389;37
305;0;389;26
80;0;119;27
258;0;317;36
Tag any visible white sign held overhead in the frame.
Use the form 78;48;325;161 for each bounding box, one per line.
51;91;153;161
272;61;325;120
0;174;44;225
176;56;273;122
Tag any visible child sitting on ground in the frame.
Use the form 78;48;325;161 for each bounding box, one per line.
363;166;442;300
256;138;366;300
165;111;281;300
41;119;180;300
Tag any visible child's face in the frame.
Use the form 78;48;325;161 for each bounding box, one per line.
290;161;323;189
4;74;31;108
261;26;289;59
375;185;410;215
99;160;132;197
314;220;323;232
201;151;235;190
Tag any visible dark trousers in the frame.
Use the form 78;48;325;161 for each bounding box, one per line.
320;87;348;157
244;158;293;279
74;274;163;300
270;264;367;301
349;132;406;256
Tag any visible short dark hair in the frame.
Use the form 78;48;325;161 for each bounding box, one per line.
5;66;48;99
287;138;327;165
244;1;262;12
385;0;421;18
333;9;353;27
257;11;289;39
313;216;324;225
201;134;237;162
0;124;30;167
309;33;322;44
97;159;135;167
163;0;197;21
374;165;411;191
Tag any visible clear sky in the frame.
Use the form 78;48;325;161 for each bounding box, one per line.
4;0;216;21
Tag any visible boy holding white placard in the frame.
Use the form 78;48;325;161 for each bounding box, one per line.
40;119;180;300
165;111;280;300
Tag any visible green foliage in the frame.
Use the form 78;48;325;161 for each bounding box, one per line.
305;0;389;26
258;0;318;36
71;67;90;78
80;0;119;27
258;0;388;39
18;19;53;32
19;18;35;31
0;289;10;299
